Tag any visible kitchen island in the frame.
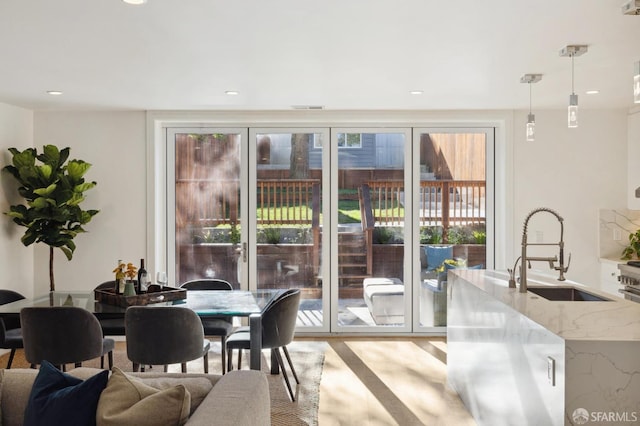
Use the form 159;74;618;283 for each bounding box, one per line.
447;269;640;426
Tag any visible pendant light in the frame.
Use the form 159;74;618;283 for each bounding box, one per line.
560;45;588;128
520;74;542;141
634;61;640;104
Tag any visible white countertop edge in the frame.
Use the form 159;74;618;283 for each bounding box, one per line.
450;269;640;341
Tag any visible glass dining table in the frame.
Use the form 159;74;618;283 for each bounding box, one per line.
0;289;283;371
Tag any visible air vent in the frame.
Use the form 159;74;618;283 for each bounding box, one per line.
291;105;325;110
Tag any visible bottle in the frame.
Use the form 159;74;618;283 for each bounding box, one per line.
137;258;148;293
114;259;124;295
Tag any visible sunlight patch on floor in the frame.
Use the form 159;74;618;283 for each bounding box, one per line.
321;338;475;425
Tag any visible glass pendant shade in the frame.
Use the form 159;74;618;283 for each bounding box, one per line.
568;94;578;128
521;74;541;142
526;113;535;142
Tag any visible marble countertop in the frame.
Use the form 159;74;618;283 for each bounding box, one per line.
451;269;640;341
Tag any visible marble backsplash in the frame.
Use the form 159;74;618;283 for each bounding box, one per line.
599;209;640;260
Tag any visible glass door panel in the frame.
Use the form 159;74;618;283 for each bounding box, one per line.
249;129;330;332
414;129;491;329
169;129;247;288
332;128;412;331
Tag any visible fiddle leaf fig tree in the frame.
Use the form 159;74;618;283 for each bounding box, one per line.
3;145;99;291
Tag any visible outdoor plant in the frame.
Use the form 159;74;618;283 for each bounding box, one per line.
229;224;241;244
621;229;640;260
261;227;281;244
193;228;217;244
473;230;487;244
373;227;395;244
420;226;443;244
446;226;473;244
3;145;99;291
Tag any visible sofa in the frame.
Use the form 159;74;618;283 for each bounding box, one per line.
0;367;270;426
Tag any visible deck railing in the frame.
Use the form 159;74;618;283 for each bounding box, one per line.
176;178;485;230
367;180;486;229
176;179;321;227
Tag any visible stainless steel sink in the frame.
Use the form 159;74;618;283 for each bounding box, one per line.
527;286;611;302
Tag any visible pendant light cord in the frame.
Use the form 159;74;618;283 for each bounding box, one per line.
571;54;575;95
529;82;532;114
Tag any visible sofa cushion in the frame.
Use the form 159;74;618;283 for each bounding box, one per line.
23;360;109;426
96;367;191;426
71;368;215;415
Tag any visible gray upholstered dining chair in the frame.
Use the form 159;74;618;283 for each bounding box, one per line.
226;289;301;400
180;278;234;373
20;306;115;371
0;289;26;369
94;281;126;336
125;305;211;373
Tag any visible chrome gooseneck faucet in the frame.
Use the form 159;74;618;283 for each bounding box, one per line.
512;207;571;293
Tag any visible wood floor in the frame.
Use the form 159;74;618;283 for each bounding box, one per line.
297;336;477;426
0;336;477;425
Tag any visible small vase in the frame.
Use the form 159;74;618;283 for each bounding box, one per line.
123;281;137;296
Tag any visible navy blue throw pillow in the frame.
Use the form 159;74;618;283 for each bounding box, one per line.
24;360;109;426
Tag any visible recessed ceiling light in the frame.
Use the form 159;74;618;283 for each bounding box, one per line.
410;90;423;95
585;90;600;95
122;0;147;5
225;90;239;95
46;91;63;95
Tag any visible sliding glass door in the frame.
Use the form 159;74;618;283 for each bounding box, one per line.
167;128;248;288
249;128;330;332
164;124;493;334
331;128;413;332
413;128;493;331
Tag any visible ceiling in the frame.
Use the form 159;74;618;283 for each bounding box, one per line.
1;0;639;112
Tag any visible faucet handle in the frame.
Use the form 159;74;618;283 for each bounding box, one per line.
554;253;571;272
554;253;571;281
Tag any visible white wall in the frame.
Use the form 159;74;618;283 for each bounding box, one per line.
512;108;628;288
628;108;640;210
28;108;628;294
33;111;146;293
0;102;34;297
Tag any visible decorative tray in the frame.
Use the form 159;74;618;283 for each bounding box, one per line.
94;285;187;307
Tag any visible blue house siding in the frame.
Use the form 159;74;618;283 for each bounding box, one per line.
260;132;404;170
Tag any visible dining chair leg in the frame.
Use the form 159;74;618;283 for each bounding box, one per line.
273;348;295;401
132;362;140;372
282;346;299;384
220;336;226;374
163;365;168;373
237;349;242;370
6;349;16;369
100;355;105;369
108;351;114;369
227;349;233;372
204;352;209;374
181;363;187;373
